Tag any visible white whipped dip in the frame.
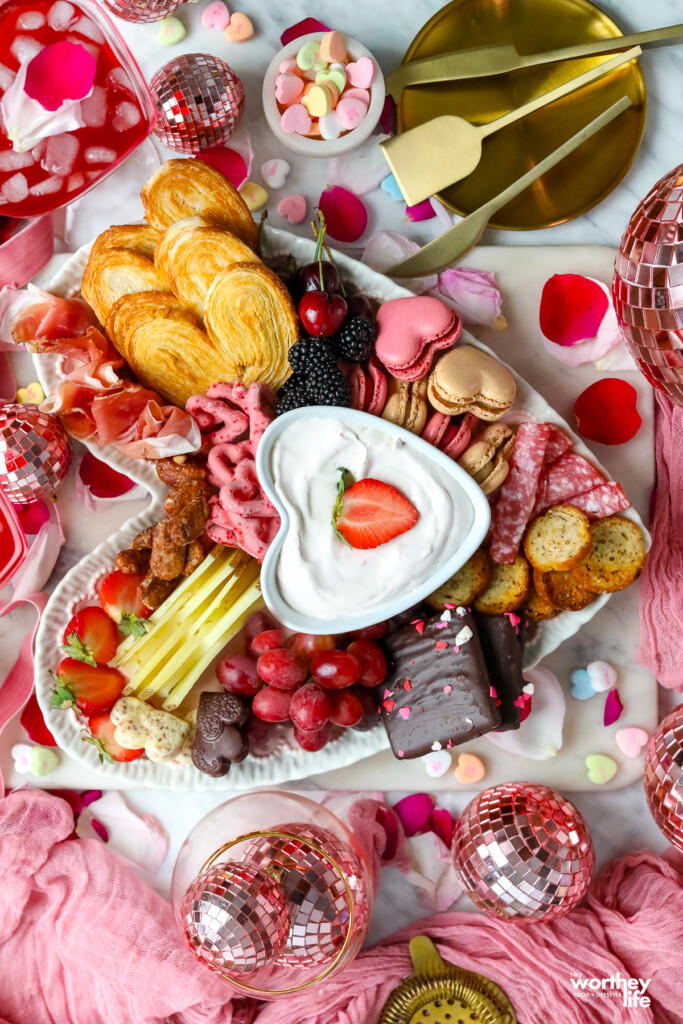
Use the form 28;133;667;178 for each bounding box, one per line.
270;416;475;619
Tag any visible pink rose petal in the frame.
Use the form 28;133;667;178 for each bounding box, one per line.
434;267;506;329
394;792;435;838
539;275;625;367
79;450;135;498
13;500;49;535
195;129;253;190
430;807;454;847
281;18;331;46
486;666;565;760
319;185;367;242
604;688;624;727
328;139;391;196
362;230;438;294
75;791;169;874
24;41;96;111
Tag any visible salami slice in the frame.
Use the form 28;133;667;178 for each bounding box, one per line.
531;466;547;519
543;423;572;464
566;482;631;520
490;422;550;564
540;453;606;510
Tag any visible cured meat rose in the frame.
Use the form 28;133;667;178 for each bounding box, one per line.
490;422;550;565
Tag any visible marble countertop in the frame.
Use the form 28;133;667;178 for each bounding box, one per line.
2;0;682;928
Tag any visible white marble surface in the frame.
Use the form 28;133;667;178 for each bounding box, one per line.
2;0;683;933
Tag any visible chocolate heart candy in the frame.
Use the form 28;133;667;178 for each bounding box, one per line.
192;691;249;777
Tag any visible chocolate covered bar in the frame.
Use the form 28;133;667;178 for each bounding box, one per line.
474;612;526;731
379;607;500;759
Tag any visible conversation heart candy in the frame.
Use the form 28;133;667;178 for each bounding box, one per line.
16;381;45;404
297;40;327;72
570;668;596;700
343;87;370;106
586;660;617;692
11;744;32;774
317;66;346;93
279;57;301;75
320;30;347;64
12;743;59;776
275;72;304;106
261;158;290;189
421;749;452;778
158;15;186;45
277;194;307;224
224;11;253;42
280;103;312;135
346;56;375;89
201;0;230;30
585;753;617;785
381;173;404;201
336;96;367;131
319;110;342;140
615;726;649;758
454;752;486;784
302;83;334;118
240;181;268;211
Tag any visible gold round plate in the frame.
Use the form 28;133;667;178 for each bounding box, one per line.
397;0;647;230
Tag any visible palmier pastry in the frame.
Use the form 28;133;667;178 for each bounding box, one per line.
155;217;260;319
89;224;161;261
81;247;170;326
141;159;259;251
106;291;198;362
203;263;297;392
124;318;229;407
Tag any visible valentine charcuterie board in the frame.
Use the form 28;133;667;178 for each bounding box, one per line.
13;233;656;793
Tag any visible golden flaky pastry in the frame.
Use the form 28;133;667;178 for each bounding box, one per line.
89;224;161;261
81;248;170;326
124;318;231;407
204;263;297;391
155;217;261;319
106;291;198;362
141;160;259;251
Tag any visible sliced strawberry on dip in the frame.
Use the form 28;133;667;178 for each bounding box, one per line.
62;606;119;666
332;469;419;550
99;570;152;635
50;658;126;717
84;711;144;764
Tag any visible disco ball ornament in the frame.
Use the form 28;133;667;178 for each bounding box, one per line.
242;823;370;968
99;0;182;22
0;404;72;505
180;860;290;973
452;781;595;922
149;54;245;154
644;706;683;852
613;164;683;405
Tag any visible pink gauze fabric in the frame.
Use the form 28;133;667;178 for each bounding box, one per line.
1;790;682;1024
636;394;683;689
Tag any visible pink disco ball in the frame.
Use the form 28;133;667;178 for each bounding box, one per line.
0;404;72;504
180;860;290;973
613;164;683;405
99;0;182;23
149;54;245;154
644;706;683;852
452;781;595;922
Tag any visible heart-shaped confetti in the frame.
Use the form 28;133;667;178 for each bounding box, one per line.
421;749;452;779
239;181;267;211
604;688;624;726
454;752;486;784
281;102;312;135
201;0;230;30
585;753;618;785
346;56;375;89
260;158;290;189
586;660;617;692
574;378;641;445
277;194;307;224
157;15;186;45
570;668;596;700
615;726;649;758
225;11;253;42
16;381;45;404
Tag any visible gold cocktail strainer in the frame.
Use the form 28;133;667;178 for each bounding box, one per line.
380;936;516;1024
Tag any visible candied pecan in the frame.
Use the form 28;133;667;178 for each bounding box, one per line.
131;525;155;550
164;480;210;517
183;539;206;576
150;520;187;580
156;457;207;487
138;573;178;610
168;497;210;546
116;548;151;575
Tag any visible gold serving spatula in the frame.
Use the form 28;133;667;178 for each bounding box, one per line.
381;46;640;207
386;22;683;99
389;95;632;279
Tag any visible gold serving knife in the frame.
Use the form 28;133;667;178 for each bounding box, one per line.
389;95;632;279
386;22;683;99
382;46;640;207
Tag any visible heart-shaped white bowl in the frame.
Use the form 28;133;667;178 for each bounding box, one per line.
257;406;491;634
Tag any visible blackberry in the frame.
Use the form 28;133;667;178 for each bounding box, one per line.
336;315;376;363
288;337;336;374
275;374;308;416
305;363;350;407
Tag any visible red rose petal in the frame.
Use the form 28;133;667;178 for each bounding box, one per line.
540;274;609;347
24;42;96;112
281;18;331;45
79;451;135;498
13;500;49;535
405;199;436;223
574;378;642;445
195;147;247;189
604;688;624;727
394;793;435;837
430;807;454;847
319;185;368;243
20;693;57;746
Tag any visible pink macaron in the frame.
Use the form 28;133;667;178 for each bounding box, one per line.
440;412;477;460
375;296;462;381
421;411;450;447
364;355;388;415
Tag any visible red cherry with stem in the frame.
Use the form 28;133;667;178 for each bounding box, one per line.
256;649;307;690
294;632;336;663
217;654;262;697
345;640;387;687
289;682;331;731
296;260;341;295
248;629;284;657
294;722;332;751
299;290;347;337
329;689;363;727
252;686;294;722
311;650;361;689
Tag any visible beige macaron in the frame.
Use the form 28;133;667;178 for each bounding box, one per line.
382;378;428;435
427;345;516;420
457;423;515;494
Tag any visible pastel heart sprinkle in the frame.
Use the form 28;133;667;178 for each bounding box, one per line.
435;640;448;650
587;660;617;692
346;56;375;89
16;381;45;404
383;699;395;712
570;668;596;700
260;158;290;189
383;689;391;699
239;181;267;211
443;684;453;693
421;749;452;778
280;103;312;136
585;753;618;785
454;752;486;784
413;620;425;634
522;683;535;694
275;73;304;106
615;726;649;758
398;707;410;720
201;0;230;30
603;688;624;726
157;15;186;45
277;193;307;224
224;11;253;42
403;680;412;690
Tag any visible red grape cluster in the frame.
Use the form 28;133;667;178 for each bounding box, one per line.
216;613;386;752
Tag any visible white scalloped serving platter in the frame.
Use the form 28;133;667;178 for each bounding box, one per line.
32;226;649;790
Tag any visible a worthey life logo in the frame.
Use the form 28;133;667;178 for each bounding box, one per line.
569;971;652;1008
